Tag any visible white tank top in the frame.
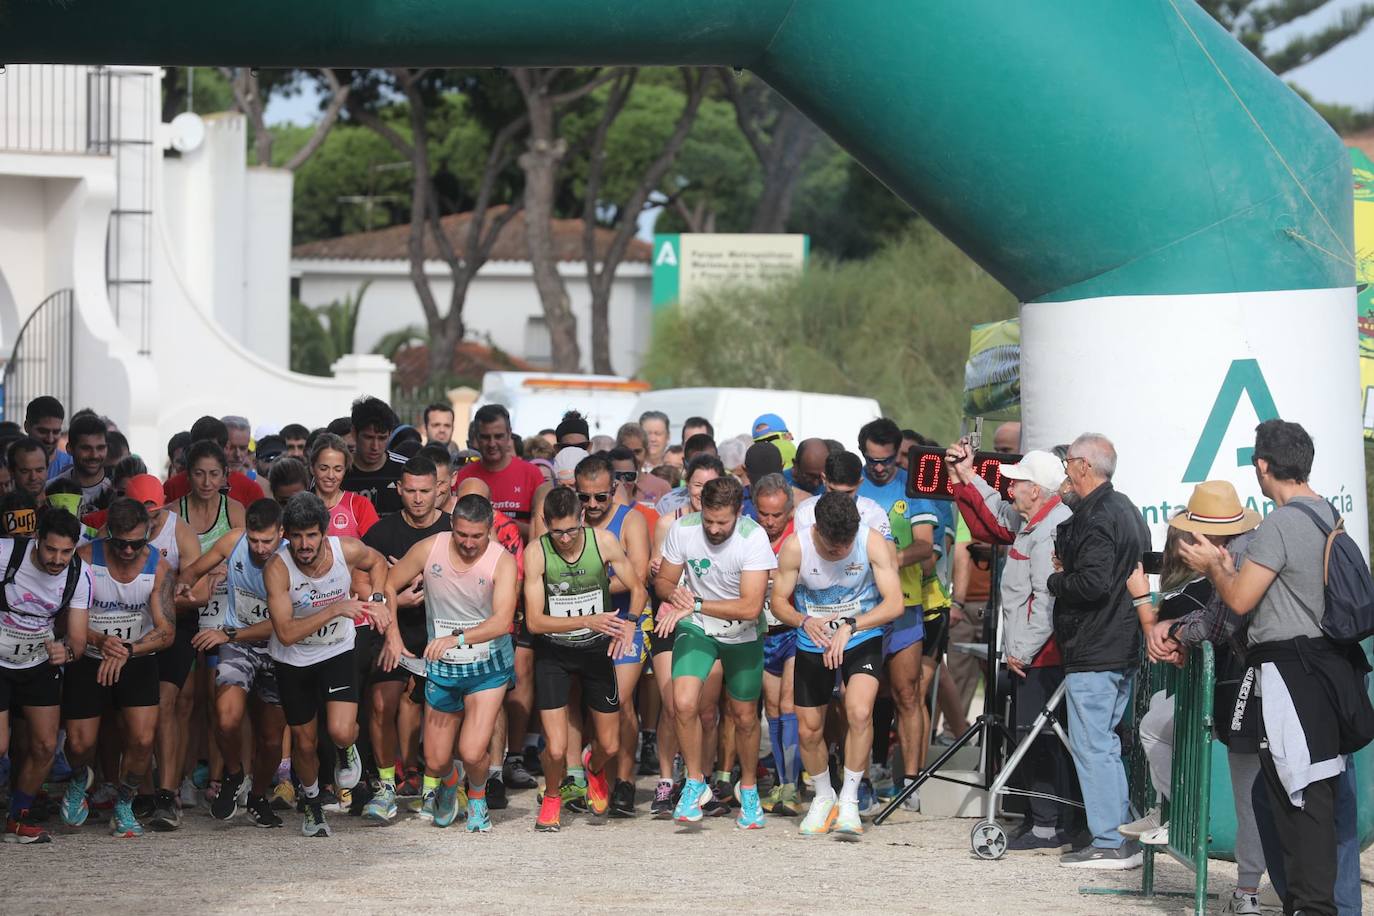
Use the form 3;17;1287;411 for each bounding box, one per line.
794;527;882;654
150;510;181;573
268;536;356;667
86;541;159;659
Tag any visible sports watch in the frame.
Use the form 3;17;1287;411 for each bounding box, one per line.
692;596;703;615
839;616;858;631
222;627;238;643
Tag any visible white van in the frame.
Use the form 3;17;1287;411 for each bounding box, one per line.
630;387;882;446
473;372;648;438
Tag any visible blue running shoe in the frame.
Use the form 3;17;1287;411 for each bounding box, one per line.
60;766;91;827
857;778;879;818
110;797;144;838
433;779;461;828
466;796;491;833
673;778;710;824
735;785;765;830
191;759;211;791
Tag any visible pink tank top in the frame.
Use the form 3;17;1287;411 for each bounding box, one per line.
422;533;503;630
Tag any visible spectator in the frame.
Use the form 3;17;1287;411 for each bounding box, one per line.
23;395;70;480
639;410;670;469
1180;420;1374;913
1046;432;1150;870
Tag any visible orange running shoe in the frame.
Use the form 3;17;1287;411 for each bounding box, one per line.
583;748;610;816
536;794;562;832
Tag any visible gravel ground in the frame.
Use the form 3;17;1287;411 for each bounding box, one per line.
8;780;1373;914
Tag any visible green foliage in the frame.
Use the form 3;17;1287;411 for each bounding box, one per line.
1198;0;1374;75
640;223;1016;441
288;283;372;376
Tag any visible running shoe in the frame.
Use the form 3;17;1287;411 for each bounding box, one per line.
711;777;736;810
178;777;198;809
799;795;838;837
246;793;283;828
60;766;92;827
433;778;462;828
334;744;362;791
89;781;117;812
502;754;538;791
132;794;156;820
609;779;635;818
191;760;211;790
760;784;785;814
3;811;52;844
535;794;562;832
327;787;352;814
833;800;863;837
776;783;801;817
302;798;331;838
735;785;765;830
559;776;588;813
348;780;374;817
485;775;508;811
1118;806;1161;839
583;749;610;816
673;778;711;824
650;780;674;819
857;778;879;818
363;782;397;824
523;744;543;777
637;732;659;776
398;767;422;799
466;796;492;833
271;781;296;811
205;779;221;808
212;770;245;821
1221;891;1262;915
109;797;144;838
418;790;437;824
149;789;181;831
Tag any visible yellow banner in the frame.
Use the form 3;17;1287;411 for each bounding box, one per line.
1355;147;1374;438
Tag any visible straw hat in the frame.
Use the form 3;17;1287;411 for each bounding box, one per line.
1168;480;1261;535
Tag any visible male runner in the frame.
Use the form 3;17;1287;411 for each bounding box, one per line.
524;486;642;832
455;404;546;540
793;451;891;539
365;455;450;823
280;424;310;461
419;444;456;513
60;498;175;837
384;494;519;832
163;416;267;507
1;507;92;844
751;473;801;816
53;413;111;515
9;437;49;504
654;475;774;829
264;492;389;837
771;492;904;837
342;396;408;515
179;498;291;828
23;396;70;480
422;403;456;448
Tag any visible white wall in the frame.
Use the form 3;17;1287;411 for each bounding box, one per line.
293;259;654;376
244;168;293;367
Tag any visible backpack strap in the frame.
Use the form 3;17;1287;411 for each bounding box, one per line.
0;538;27;617
1285;501;1343;585
60;555;84;611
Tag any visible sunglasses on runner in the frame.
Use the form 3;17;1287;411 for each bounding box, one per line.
577;491;611;504
612;471;638;484
864;454;898;467
109;537;149;552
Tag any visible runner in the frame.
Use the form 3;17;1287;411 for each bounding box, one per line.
455;404;546;540
60;498;175;837
419;444;456;513
310;433;380;539
8;437;48;505
856;418;941;810
1;507;92;844
646;453;725;816
365;455;450;824
793;451;891;539
383;493;519;832
639;410;670;470
279;424;310;461
422;403;456;449
163;417;267;508
52;412;111;515
264;492;389;837
653;475;775;829
770;492;904;838
524;486;642;832
751;472;802;816
22;396;69;480
341;397;408;516
178;498;291;828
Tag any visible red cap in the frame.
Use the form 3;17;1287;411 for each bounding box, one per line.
124;474;165;509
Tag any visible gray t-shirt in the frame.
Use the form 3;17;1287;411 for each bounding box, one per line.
1244;496;1334;645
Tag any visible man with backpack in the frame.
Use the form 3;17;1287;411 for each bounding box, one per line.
1181;419;1374;916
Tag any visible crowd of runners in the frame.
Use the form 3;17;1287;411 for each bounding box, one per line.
0;393;1000;845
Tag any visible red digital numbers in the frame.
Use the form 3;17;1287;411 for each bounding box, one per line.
904;447;1018;502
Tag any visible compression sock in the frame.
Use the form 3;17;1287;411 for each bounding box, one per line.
766;716;783;778
712;769;731;785
840;768;864;805
377;765;396;786
467;782;486;801
302;780;320;800
568;765;586;788
423;775;441;794
442;765;461;788
811;769;835;802
780;713;801;786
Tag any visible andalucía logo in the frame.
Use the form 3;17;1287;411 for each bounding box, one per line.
1182;359;1277;483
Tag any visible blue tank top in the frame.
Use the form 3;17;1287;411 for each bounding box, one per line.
794;527;883;653
224;534;273;635
606;504;633;616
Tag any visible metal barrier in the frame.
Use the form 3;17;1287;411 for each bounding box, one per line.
3;289;75;422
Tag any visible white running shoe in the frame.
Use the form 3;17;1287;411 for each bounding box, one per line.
334;744;362;791
799;795;837;837
833;801;863;837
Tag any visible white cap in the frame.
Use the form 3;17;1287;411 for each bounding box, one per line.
1000;450;1065;493
552;446;588;485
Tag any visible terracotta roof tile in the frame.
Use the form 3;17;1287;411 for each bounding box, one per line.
292;206;651;264
390;340;536;391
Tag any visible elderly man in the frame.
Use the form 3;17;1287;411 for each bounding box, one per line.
1046;433;1150;869
950;444;1075;851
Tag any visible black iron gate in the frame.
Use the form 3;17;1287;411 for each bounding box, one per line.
3;289;74;422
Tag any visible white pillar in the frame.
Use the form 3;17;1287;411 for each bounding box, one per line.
330;353;395;403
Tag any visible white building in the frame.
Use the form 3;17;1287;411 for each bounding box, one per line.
0;65;391;461
291;210;654;376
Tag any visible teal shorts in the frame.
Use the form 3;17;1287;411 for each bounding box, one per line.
424;666;515;714
671;625;764;702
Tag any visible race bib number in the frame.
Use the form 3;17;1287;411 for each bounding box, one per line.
0;621;50;666
94;611;147;643
199;586;229;631
432;618;491;665
546;590;602;639
806;598;861;633
233;588;270;624
398;655;427;677
298;617;349;648
699;614;746;638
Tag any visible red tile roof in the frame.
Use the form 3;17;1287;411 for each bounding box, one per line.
390;340;536;391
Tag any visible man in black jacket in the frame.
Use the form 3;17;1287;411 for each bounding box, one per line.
1047;433;1150;870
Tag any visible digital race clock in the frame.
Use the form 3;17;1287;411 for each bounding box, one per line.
903;447;1021;502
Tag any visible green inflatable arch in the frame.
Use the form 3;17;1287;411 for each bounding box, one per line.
2;0;1364;858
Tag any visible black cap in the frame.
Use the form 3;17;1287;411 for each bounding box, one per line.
744;441;784;482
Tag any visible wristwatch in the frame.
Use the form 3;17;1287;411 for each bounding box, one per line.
222;627;238;643
122;640;136;655
692;596;703;615
839;616;858;631
457;631;467;648
369;592;387;604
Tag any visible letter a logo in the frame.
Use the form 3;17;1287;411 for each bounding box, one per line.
655;241;678;266
1182;359;1279;483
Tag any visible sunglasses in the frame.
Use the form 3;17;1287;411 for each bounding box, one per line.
756;433;785;443
577;491;611;504
863;454;897;467
109;537;148;552
612;471;638;483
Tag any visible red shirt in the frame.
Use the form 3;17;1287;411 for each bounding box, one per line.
164;471;265;508
322;491;379;539
454;458;546;522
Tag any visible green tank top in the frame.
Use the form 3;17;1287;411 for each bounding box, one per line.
180;494;232;553
539;528;611;648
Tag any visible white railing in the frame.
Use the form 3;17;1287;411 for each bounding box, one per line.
0;64;110;154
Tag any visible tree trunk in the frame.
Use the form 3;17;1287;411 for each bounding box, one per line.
747;106;818;233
